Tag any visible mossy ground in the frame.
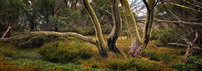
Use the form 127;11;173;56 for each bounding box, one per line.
0;36;201;71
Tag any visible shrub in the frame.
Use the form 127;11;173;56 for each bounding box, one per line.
142;51;176;63
10;36;50;48
174;63;198;71
150;30;178;46
55;66;72;71
102;27;112;34
108;58;162;71
39;41;94;63
92;64;99;68
0;59;46;71
1;48;43;60
67;27;95;36
141;51;156;57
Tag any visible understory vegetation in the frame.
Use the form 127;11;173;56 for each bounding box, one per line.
0;0;201;71
0;35;201;71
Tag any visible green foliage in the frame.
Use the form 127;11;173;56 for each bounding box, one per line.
0;58;46;71
55;66;72;71
4;57;87;70
66;27;95;35
1;48;42;60
174;56;202;71
10;36;66;48
10;36;49;48
9;58;58;69
49;16;67;28
108;58;162;71
142;51;177;63
174;63;198;71
102;27;112;34
39;41;94;63
92;64;99;68
150;30;178;46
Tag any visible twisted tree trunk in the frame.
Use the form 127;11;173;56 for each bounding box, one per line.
107;0;122;53
83;0;108;57
119;0;142;57
119;0;156;57
141;0;156;51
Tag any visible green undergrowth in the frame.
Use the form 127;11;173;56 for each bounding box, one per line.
0;37;201;71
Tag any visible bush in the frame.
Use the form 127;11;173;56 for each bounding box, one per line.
178;56;202;71
1;48;43;60
102;27;112;34
67;27;95;36
0;59;46;71
10;36;64;48
0;57;90;71
150;30;178;46
92;64;99;68
55;66;72;71
174;63;198;71
142;51;176;63
39;41;94;63
108;58;162;71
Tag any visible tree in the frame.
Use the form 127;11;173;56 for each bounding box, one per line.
83;0;108;57
107;0;122;53
119;0;158;57
156;0;202;66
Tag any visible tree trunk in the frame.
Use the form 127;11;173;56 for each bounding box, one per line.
184;45;193;66
30;22;36;31
120;0;156;57
107;0;122;53
119;0;141;57
83;0;108;57
142;0;155;51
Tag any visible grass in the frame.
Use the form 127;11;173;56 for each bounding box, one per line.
0;36;201;71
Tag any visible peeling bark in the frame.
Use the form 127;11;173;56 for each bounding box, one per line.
119;0;141;57
119;0;157;57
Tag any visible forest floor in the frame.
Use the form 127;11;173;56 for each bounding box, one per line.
0;36;201;71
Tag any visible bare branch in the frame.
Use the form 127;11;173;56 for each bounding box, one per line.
165;1;202;13
0;31;97;44
168;43;187;47
1;26;11;38
156;19;202;26
193;30;199;44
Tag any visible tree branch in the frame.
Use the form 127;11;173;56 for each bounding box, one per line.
142;0;150;12
0;31;97;44
168;43;187;47
156;19;202;26
193;30;199;44
1;26;11;38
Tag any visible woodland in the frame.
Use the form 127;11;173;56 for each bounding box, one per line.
0;0;201;71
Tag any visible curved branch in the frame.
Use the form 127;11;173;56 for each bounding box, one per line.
156;19;202;26
0;31;97;44
107;0;122;53
142;0;150;12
